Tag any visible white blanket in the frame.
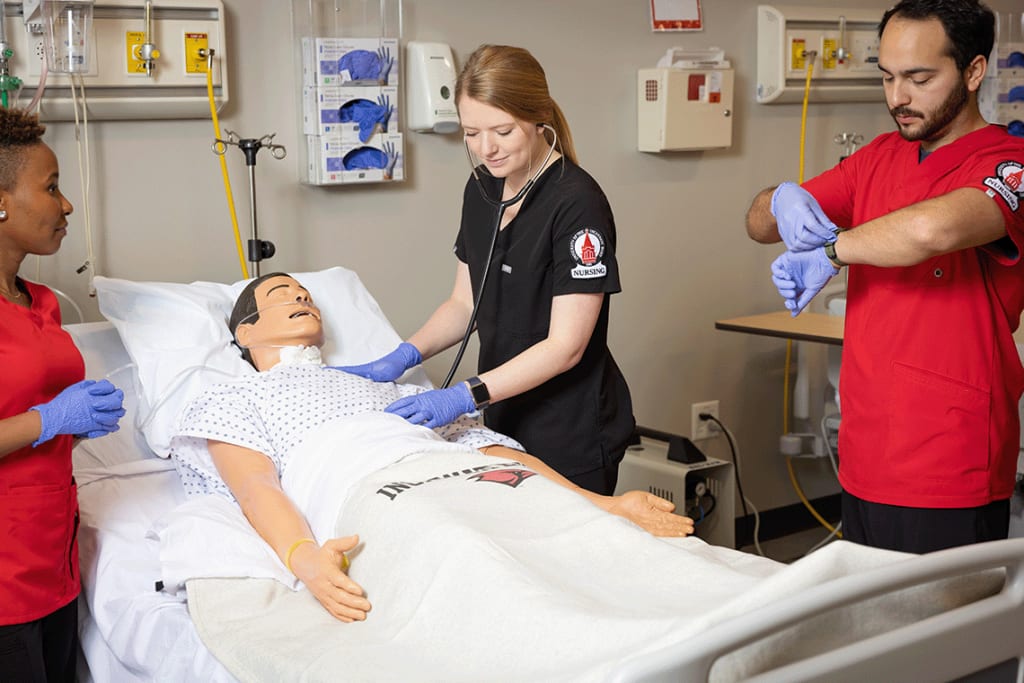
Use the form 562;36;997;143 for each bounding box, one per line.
161;414;1001;681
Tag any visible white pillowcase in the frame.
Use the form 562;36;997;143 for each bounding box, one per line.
94;267;429;458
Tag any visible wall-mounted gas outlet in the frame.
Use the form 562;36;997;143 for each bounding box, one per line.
691;400;720;441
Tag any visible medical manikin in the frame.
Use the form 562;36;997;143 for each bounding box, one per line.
169;272;693;621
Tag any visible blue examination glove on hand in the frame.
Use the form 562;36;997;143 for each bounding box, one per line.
771;248;839;317
332;342;422;382
384;383;475;429
30;379;126;446
771;182;839;252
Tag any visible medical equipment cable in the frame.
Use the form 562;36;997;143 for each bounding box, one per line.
204;49;249;280
24;54;48;113
786;457;841;536
70;74;97;295
439;128;559;389
703;414;762;555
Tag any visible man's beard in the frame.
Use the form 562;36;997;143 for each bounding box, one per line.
890;78;969;143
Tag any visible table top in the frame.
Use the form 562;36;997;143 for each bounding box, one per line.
715;311;844;345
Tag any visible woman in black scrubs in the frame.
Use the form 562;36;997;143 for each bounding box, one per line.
341;45;634;495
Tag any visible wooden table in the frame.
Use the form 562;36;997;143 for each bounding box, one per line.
714;311;844;345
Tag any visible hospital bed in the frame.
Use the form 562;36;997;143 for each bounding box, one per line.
67;267;1024;682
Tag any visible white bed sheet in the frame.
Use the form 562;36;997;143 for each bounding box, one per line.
75;459;235;682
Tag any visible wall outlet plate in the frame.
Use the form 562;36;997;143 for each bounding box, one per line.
691;400;720;440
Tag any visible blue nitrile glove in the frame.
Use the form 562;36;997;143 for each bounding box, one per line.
332;342;422;382
377;93;394;132
770;248;839;317
339;98;390;143
30;379;126;446
342;146;389;171
771;182;839;252
338;49;382;81
384;383;475;429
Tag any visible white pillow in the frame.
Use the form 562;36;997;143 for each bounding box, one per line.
94;267;429;457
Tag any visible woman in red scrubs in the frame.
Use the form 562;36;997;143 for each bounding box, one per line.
0;108;125;681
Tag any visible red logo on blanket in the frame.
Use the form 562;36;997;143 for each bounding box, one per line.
468;468;537;488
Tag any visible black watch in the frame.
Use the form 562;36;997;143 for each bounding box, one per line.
465;376;490;411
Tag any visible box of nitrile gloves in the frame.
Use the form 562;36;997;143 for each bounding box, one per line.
301;85;398;140
305;132;404;185
301;37;399;87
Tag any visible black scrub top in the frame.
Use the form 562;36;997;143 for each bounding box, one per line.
454;160;635;478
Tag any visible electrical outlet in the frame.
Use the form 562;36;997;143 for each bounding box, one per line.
691;400;720;441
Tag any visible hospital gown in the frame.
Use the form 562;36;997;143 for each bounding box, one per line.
169;361;522;501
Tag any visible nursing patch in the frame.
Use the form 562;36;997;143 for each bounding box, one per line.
569;228;608;279
983;161;1024;212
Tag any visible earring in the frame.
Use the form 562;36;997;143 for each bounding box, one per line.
0;210;7;220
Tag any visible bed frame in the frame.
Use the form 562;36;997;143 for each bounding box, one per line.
609;537;1024;682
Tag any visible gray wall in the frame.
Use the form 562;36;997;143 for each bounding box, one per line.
30;0;1022;518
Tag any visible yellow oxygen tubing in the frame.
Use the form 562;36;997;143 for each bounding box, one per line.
783;52;842;539
205;49;248;280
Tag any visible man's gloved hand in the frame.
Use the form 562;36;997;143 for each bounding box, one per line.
771;182;838;251
771;248;839;317
384;384;475;429
30;379;126;446
331;342;421;382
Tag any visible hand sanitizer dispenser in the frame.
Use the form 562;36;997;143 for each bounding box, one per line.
406;41;460;134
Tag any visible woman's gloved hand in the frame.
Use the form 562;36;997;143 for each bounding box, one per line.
30;379;126;446
384;383;475;429
331;342;421;382
771;248;839;317
771;182;838;251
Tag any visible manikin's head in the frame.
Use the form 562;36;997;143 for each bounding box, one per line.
229;272;324;371
877;0;994;150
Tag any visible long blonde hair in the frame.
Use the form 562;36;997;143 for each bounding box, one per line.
455;45;577;166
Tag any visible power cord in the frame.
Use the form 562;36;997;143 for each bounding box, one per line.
701;413;763;556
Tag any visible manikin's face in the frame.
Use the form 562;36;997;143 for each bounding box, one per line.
0;143;73;258
878;16;981;150
458;96;546;185
236;276;324;356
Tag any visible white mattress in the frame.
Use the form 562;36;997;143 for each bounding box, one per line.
75;456;235;681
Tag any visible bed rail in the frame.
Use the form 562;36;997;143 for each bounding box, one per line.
607;538;1024;683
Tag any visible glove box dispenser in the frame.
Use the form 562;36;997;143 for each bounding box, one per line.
637;67;734;152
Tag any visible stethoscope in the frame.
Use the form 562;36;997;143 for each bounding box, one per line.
440;124;559;389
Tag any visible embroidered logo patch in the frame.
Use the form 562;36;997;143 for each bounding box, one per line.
569;228;608;279
983;161;1024;212
468;468;537;488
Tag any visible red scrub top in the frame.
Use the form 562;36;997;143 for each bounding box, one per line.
0;279;84;624
804;125;1024;508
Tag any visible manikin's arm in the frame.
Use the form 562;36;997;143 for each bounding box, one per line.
479;445;695;537
207;440;371;622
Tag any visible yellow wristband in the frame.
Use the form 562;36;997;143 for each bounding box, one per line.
284;537;316;574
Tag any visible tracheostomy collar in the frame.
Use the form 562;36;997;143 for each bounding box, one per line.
276;345;324;367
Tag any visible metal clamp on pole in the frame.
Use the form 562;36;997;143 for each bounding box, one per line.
212;130;287;277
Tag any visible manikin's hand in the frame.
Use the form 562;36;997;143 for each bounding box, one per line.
290;535;370;622
771;182;838;252
606;491;695;537
771;248;839;316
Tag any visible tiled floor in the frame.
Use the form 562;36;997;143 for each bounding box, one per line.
740;481;1024;564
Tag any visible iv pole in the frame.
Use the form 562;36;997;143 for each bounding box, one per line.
212;131;287;277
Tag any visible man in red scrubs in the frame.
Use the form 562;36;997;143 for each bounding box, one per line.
746;0;1024;553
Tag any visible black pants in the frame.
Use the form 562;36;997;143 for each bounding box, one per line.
0;599;78;683
842;489;1010;554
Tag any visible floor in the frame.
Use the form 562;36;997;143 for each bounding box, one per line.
740;478;1024;565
